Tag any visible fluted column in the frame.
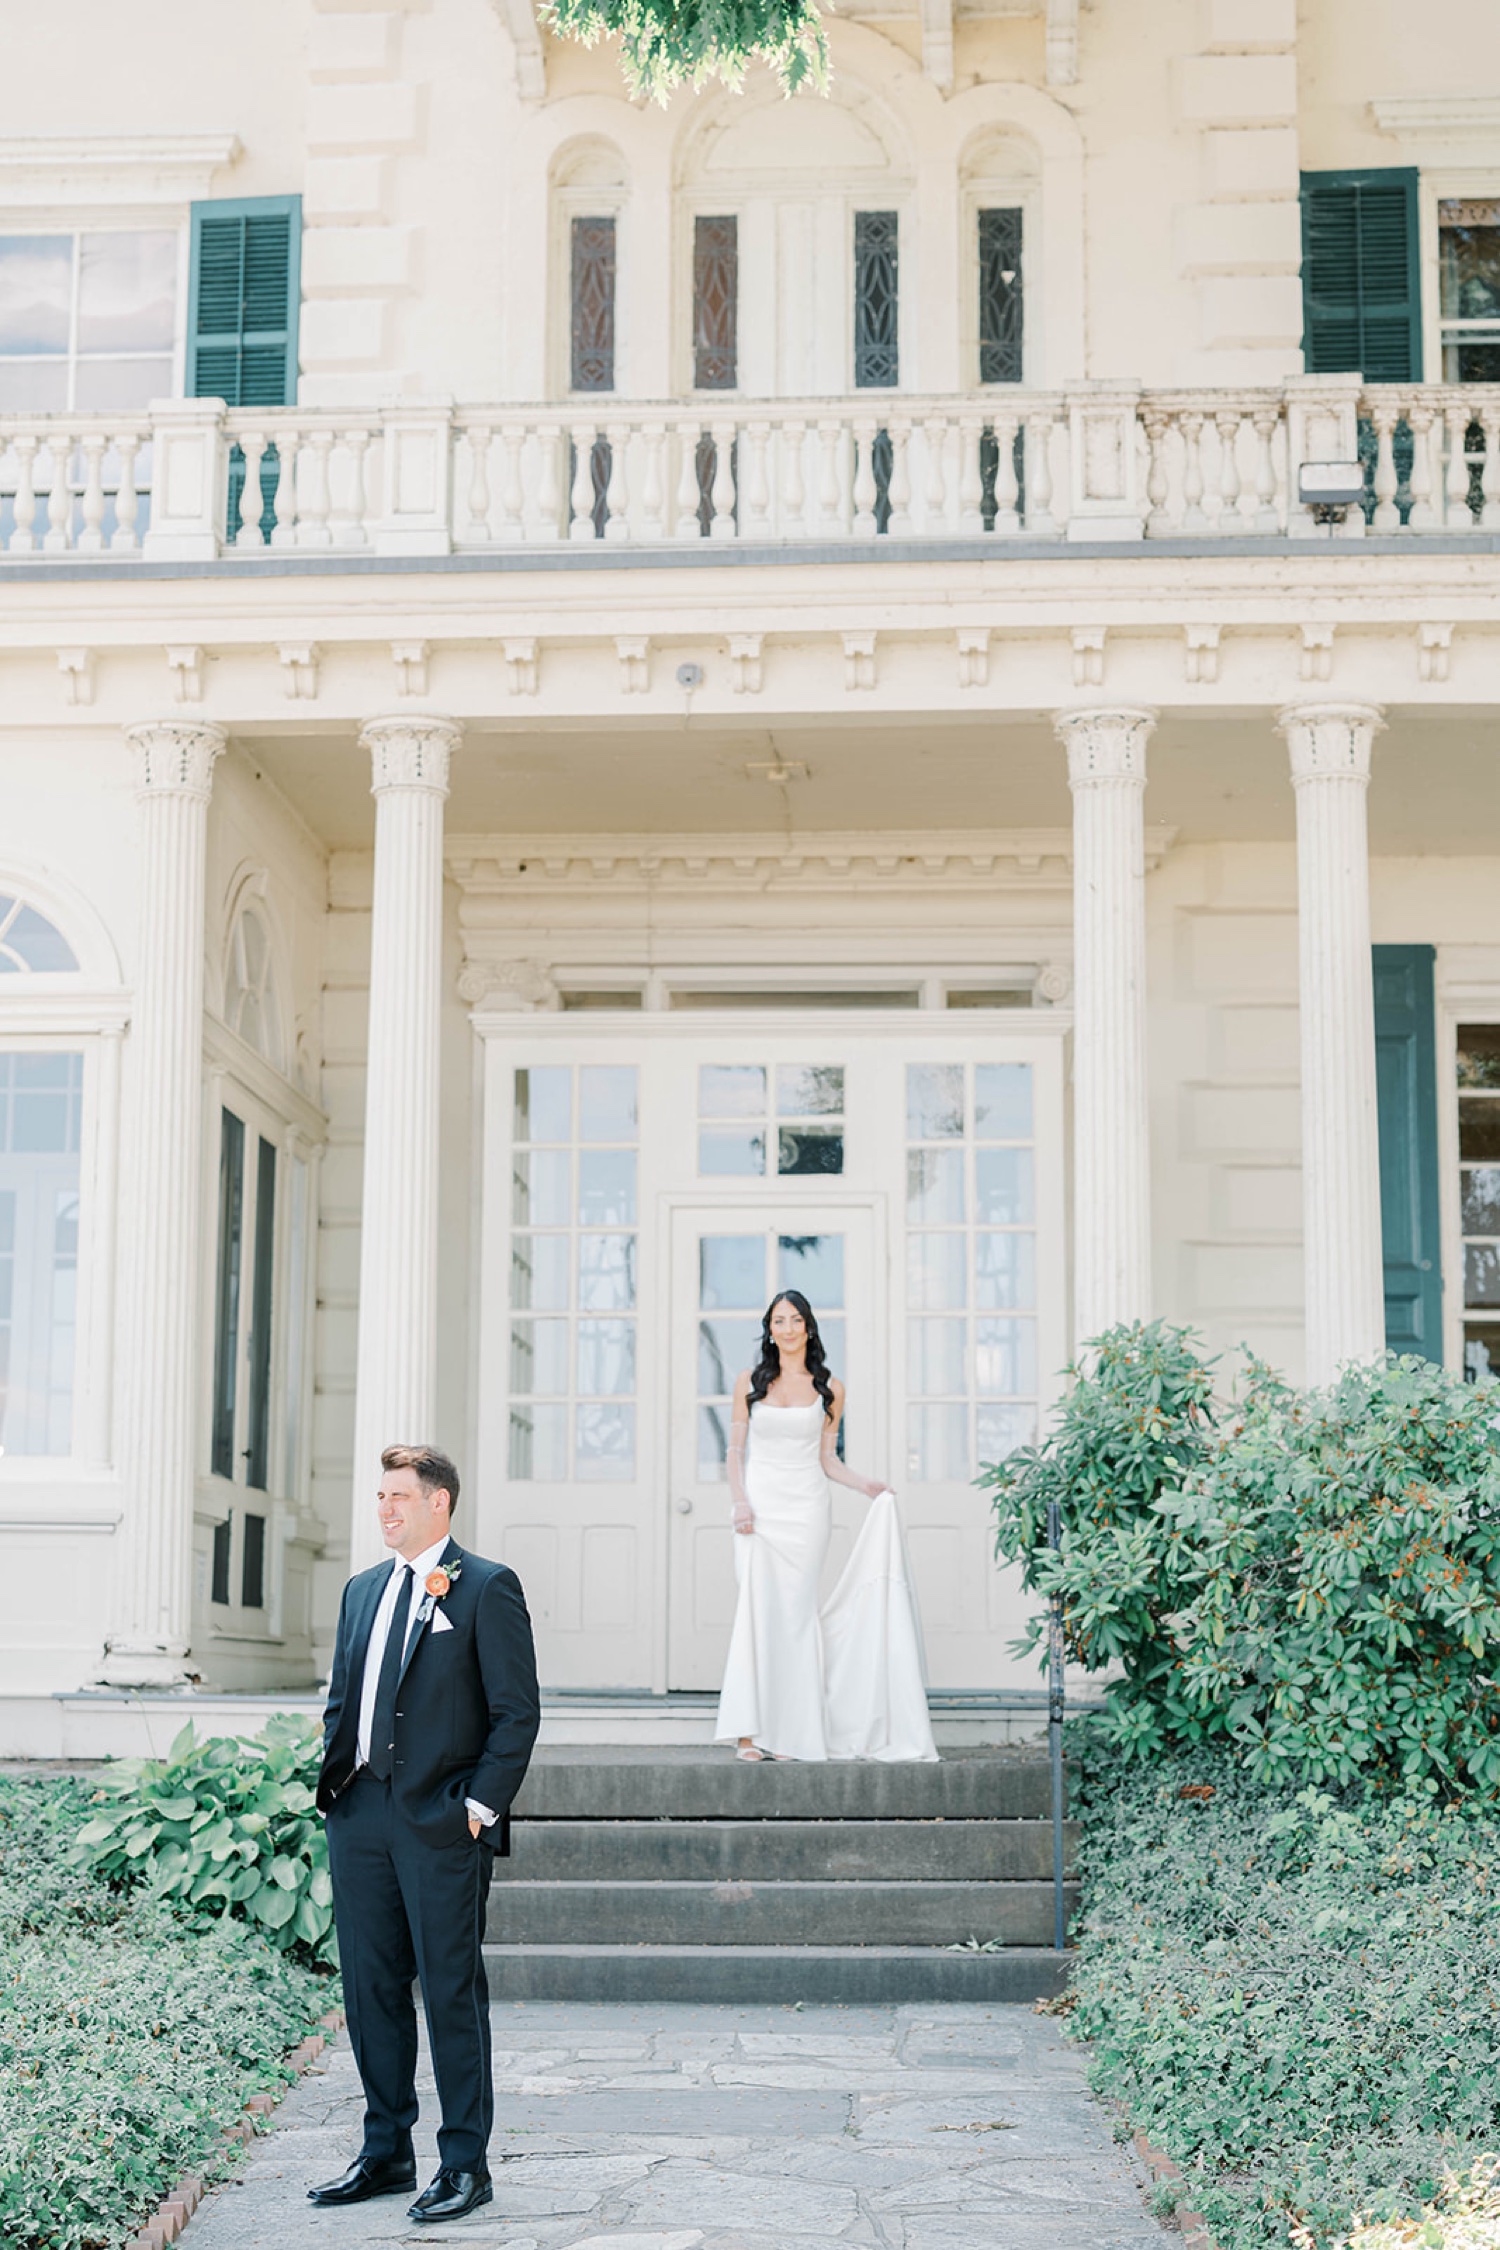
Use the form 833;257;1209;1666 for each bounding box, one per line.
1054;707;1157;1347
1278;702;1387;1384
349;716;461;1568
100;721;226;1685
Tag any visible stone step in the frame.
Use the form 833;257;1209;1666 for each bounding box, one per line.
483;1942;1071;2005
511;1745;1060;1822
497;1817;1078;1882
488;1877;1076;1949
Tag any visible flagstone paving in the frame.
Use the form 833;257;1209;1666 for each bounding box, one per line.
182;2001;1171;2250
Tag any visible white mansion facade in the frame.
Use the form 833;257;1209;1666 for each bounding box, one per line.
2;0;1499;1708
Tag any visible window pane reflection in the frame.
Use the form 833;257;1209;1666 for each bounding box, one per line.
577;1318;635;1395
907;1148;964;1223
907;1232;966;1309
575;1401;634;1478
510;1317;568;1396
779;1232;844;1307
514;1066;571;1142
777;1064;844;1116
975;1316;1036;1396
578;1234;636;1310
975;1146;1034;1224
907;1062;965;1139
578;1064;637;1141
698;1315;760;1395
699;1127;765;1176
701;1234;765;1310
700;1064;766;1117
508;1402;567;1479
578;1148;636;1225
977;1401;1035;1460
908;1402;968;1482
975;1062;1032;1139
510;1233;570;1310
908;1315;966;1395
976;1231;1035;1309
512;1148;570;1226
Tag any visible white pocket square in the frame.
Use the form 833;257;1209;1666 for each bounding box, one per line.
431;1609;454;1634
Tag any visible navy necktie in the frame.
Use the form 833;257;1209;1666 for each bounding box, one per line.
365;1564;410;1782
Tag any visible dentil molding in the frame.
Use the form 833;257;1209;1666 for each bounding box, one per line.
360;715;462;795
126;721;227;799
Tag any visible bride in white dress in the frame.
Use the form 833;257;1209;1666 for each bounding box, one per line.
714;1291;938;1764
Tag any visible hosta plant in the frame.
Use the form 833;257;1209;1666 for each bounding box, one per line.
73;1712;336;1969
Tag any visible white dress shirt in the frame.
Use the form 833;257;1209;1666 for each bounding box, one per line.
356;1539;496;1825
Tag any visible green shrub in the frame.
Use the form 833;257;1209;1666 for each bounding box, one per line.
983;1324;1500;1789
1071;1742;1500;2250
0;1772;330;2250
73;1714;335;1969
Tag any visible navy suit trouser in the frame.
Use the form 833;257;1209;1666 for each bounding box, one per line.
325;1769;494;2174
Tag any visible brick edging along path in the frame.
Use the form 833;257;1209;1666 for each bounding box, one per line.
122;2009;345;2250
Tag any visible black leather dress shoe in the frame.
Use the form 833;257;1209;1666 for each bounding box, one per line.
307;2154;418;2206
408;2168;494;2222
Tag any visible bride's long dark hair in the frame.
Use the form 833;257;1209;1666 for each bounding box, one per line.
747;1290;837;1420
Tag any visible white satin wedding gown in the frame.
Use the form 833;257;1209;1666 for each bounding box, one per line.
713;1400;939;1762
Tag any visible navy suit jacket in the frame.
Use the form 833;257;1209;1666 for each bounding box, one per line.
317;1537;540;1851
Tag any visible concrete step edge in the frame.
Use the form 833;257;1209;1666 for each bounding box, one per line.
484;1941;1071;1959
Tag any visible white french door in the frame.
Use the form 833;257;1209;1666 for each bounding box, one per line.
666;1201;881;1688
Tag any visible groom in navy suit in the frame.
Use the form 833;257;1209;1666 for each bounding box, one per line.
311;1443;539;2223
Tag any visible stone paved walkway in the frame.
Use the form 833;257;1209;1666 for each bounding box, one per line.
182;2001;1169;2250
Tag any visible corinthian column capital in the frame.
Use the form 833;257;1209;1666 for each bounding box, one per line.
1053;706;1157;789
1277;702;1386;787
359;714;462;796
125;720;226;799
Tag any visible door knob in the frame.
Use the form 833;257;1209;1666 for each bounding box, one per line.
676;1498;693;1515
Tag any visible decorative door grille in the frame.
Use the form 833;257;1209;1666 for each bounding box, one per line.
854;210;899;389
570;215;616;393
978;207;1024;384
693;215;738;389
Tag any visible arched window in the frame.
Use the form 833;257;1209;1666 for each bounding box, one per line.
961;128;1040;388
224;908;285;1074
0;895;79;974
552;138;630;399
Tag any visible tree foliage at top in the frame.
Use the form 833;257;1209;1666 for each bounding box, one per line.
540;0;828;101
982;1322;1500;1792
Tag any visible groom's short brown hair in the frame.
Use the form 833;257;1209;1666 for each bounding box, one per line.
381;1442;461;1517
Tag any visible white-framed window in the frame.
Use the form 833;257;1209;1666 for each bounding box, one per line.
224;906;285;1075
697;1062;845;1178
1438;199;1500;382
508;1062;641;1483
1457;1021;1500;1380
550;139;629;401
0;229;182;412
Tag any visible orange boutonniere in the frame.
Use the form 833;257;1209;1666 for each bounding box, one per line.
425;1558;461;1601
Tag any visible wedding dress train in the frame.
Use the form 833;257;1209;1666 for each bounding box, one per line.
713;1400;938;1762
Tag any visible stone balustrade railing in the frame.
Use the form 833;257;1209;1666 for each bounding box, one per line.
1;378;1497;561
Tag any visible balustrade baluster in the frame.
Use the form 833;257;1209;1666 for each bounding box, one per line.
111;434;141;551
45;441;73;552
604;421;629;540
464;423;494;542
1251;405;1281;531
77;433;108;553
886;419;913;537
10;435;38;553
921;415;950;534
1406;403;1436;529
1142;409;1172;536
958;416;984;534
1026;410;1058;534
640;424;666;540
270;427;299;546
1213;409;1245;531
497;425;525;541
709;418;737;539
1445;401;1476;529
991;411;1020;534
743;421;772;537
339;427;372;548
569;421;597;541
1369;402;1400;531
851;417;878;538
1179;412;1206;532
780;420;807;537
535;424;563;540
235;432;267;547
298;429;335;547
674;421;701;539
1480;410;1500;528
816;420;843;535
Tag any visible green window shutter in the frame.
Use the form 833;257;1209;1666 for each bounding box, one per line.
1300;169;1421;381
1373;945;1443;1362
187;196;301;407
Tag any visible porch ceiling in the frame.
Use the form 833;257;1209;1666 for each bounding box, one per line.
235;707;1500;859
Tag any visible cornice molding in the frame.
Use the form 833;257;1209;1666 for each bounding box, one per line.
448;825;1178;895
1370;96;1500;159
0;134;241;207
